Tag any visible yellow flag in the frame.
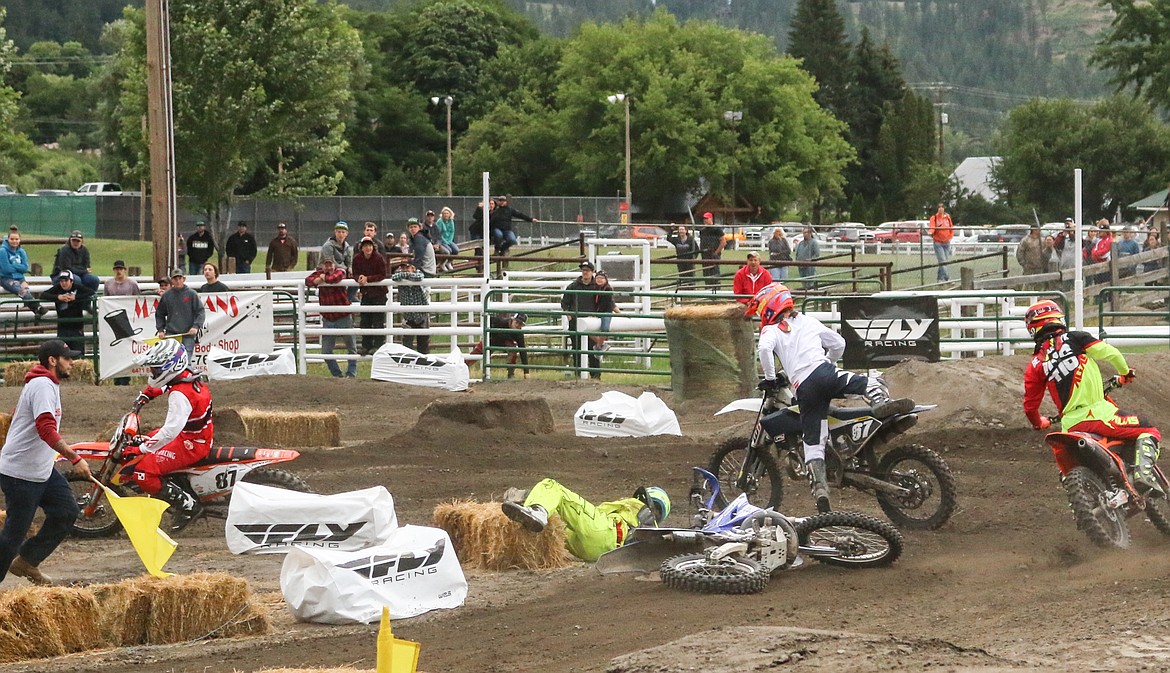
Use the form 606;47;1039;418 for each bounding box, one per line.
96;482;177;578
376;606;420;673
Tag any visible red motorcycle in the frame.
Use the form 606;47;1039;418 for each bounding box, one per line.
67;405;312;537
1047;378;1170;548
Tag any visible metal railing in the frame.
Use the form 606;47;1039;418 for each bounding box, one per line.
1097;285;1170;347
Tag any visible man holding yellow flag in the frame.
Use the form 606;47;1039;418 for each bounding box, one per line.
0;340;91;586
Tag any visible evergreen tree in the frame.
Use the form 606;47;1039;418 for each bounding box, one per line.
787;0;852;117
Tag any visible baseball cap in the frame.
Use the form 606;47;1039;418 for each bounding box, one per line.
702;212;713;219
497;195;510;201
579;261;595;270
70;230;83;239
407;217;420;225
57;269;74;281
335;220;348;230
1064;217;1074;223
359;236;375;246
512;312;528;325
169;268;185;278
277;223;288;229
39;339;81;364
237;221;248;227
195;220;206;227
113;260;126;269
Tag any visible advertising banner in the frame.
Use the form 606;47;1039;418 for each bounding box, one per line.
840;296;941;368
370;343;470;391
573;391;683;438
97;291;274;379
205;347;296;380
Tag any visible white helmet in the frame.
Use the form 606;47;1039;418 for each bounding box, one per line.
137;339;190;387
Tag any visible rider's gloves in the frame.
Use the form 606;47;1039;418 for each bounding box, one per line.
757;378;782;392
1119;370;1136;386
1035;417;1051;431
134;392;151;408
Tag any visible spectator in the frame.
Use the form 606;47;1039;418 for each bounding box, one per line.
0;230;47;316
265;223;299;273
592;271;621;352
470;199;494;240
666;225;700;287
185;221;215;277
470;312;529;379
697;212;726;289
155;277;171;296
51;230;99;291
1144;230;1162;272
154;269;204;357
794;225;821;288
321;221;354;276
1116;228;1142;278
1090;221;1112;264
733;251;772;303
40;271;95;356
407;218;437;277
435;207;460;271
1015;225;1045;276
103;260;139;385
353;236;388;356
1054;218;1079;272
198;263;230;293
306;258;357;378
362;222;386;255
766;227;792;281
421;210;438;242
489;195;537;256
560;261;601;379
390;260;431;354
1042;235;1057;273
392;232;411;255
927;203;954;282
224;221;257;273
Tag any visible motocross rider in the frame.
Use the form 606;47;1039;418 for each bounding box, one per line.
1022;300;1161;492
751;283;915;513
124;339;213;530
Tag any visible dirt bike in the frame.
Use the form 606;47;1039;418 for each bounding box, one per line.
1047;377;1170;549
67;404;312;537
596;467;903;594
709;377;956;530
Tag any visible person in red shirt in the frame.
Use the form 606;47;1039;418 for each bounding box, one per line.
307;257;357;378
353;237;388;356
732;252;772;303
928;203;954;282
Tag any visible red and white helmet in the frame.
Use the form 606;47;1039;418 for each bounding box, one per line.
750;283;794;328
1024;300;1065;340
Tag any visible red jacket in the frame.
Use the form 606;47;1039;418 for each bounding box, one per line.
1089;236;1112;264
733;266;772;304
352;251;388;300
306;268;350;321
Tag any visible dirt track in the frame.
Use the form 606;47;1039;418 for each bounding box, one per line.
3;354;1170;673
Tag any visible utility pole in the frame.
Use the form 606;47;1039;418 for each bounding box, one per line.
145;0;177;278
431;96;454;197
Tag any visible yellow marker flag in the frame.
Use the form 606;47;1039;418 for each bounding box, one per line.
376;606;420;673
95;481;177;578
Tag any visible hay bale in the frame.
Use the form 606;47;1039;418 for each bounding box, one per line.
414;398;554;434
3;360;95;387
664;302;756;401
92;580;153;646
217;407;340;448
434;500;574;571
0;586;104;663
134;573;271;643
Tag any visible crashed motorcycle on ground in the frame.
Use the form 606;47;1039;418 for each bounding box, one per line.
1047;377;1170;549
67;404;312;537
709;377;956;530
596;467;903;594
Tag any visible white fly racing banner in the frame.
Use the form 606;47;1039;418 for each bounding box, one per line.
369;343;470;391
280;525;468;624
225;482;398;555
205;347;296;380
97;291;274;379
573;391;683;438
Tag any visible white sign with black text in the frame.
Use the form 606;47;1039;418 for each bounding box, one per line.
573;391;683;438
369;343;469;391
205;347;296;380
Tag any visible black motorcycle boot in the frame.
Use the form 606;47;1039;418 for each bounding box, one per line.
807;458;832;513
864;377;915;418
1134;436;1164;494
158;480;204;533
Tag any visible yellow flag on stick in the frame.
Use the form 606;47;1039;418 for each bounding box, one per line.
376;606;420;673
94;480;177;578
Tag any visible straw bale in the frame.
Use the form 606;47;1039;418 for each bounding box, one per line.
136;572;271;643
3;360;95;387
664;303;746;321
92;579;153;646
414;398;554;434
217;407;341;448
665;302;756;401
0;586;104;662
434;500;574;571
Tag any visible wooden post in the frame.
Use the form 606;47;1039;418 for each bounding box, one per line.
960;266;974;290
145;0;175;279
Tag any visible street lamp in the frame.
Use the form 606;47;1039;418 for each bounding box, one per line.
431;95;454;197
606;93;631;220
723;110;743;225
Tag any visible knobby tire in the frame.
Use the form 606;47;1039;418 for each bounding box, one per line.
875;444;957;530
708;436;784;510
796;511;903;568
660;552;769;594
1063;466;1130;549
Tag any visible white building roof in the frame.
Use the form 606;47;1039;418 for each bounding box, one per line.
951;156;1000;202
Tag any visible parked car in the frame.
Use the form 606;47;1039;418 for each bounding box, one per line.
32;189;72;196
976;224;1031;243
740;226;769;245
873;220;927;243
75;182;123;195
827;222;871;243
0;184;18;196
630;225;667;241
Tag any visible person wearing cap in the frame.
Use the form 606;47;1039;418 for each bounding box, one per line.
103;261;140;386
0;339;90;587
265;223;299;273
1015;224;1045;278
469;312;529;379
51;230;99;291
322;221;355;300
308;257;358;377
390;259;432;354
40;270;95;355
225;221;257;274
353;236;389;355
560;261;602;379
732;252;772;304
697;212;725;289
406;218;437;277
927;203;954;282
1054;218;1079;272
1090;219;1112;264
186;221;215;277
154;269;205;357
489;195;538;256
0;229;48;317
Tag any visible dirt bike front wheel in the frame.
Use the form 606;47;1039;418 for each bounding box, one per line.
796;511;904;569
1063;466;1130;548
875;444;957;530
660;552;769;594
68;474;125;538
707;436;783;510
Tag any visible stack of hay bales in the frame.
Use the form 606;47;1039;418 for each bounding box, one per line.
434;500;574;571
216;407;341;448
664;303;756;401
0;573;269;663
3;360;96;387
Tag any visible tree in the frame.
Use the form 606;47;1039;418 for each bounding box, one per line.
787;0;852;116
0;8;39;188
845;28;908;208
103;0;362;248
1092;0;1170;113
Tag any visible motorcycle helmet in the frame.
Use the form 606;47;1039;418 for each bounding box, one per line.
1025;300;1066;340
136;339;190;388
757;284;794;328
634;486;671;525
744;282;783;319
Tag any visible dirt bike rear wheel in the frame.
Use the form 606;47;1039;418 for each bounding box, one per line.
241;468;314;493
68;474;126;538
660;552;769;594
795;511;903;568
875;444;957;530
708;436;783;510
1143;491;1170;536
1063;466;1130;548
